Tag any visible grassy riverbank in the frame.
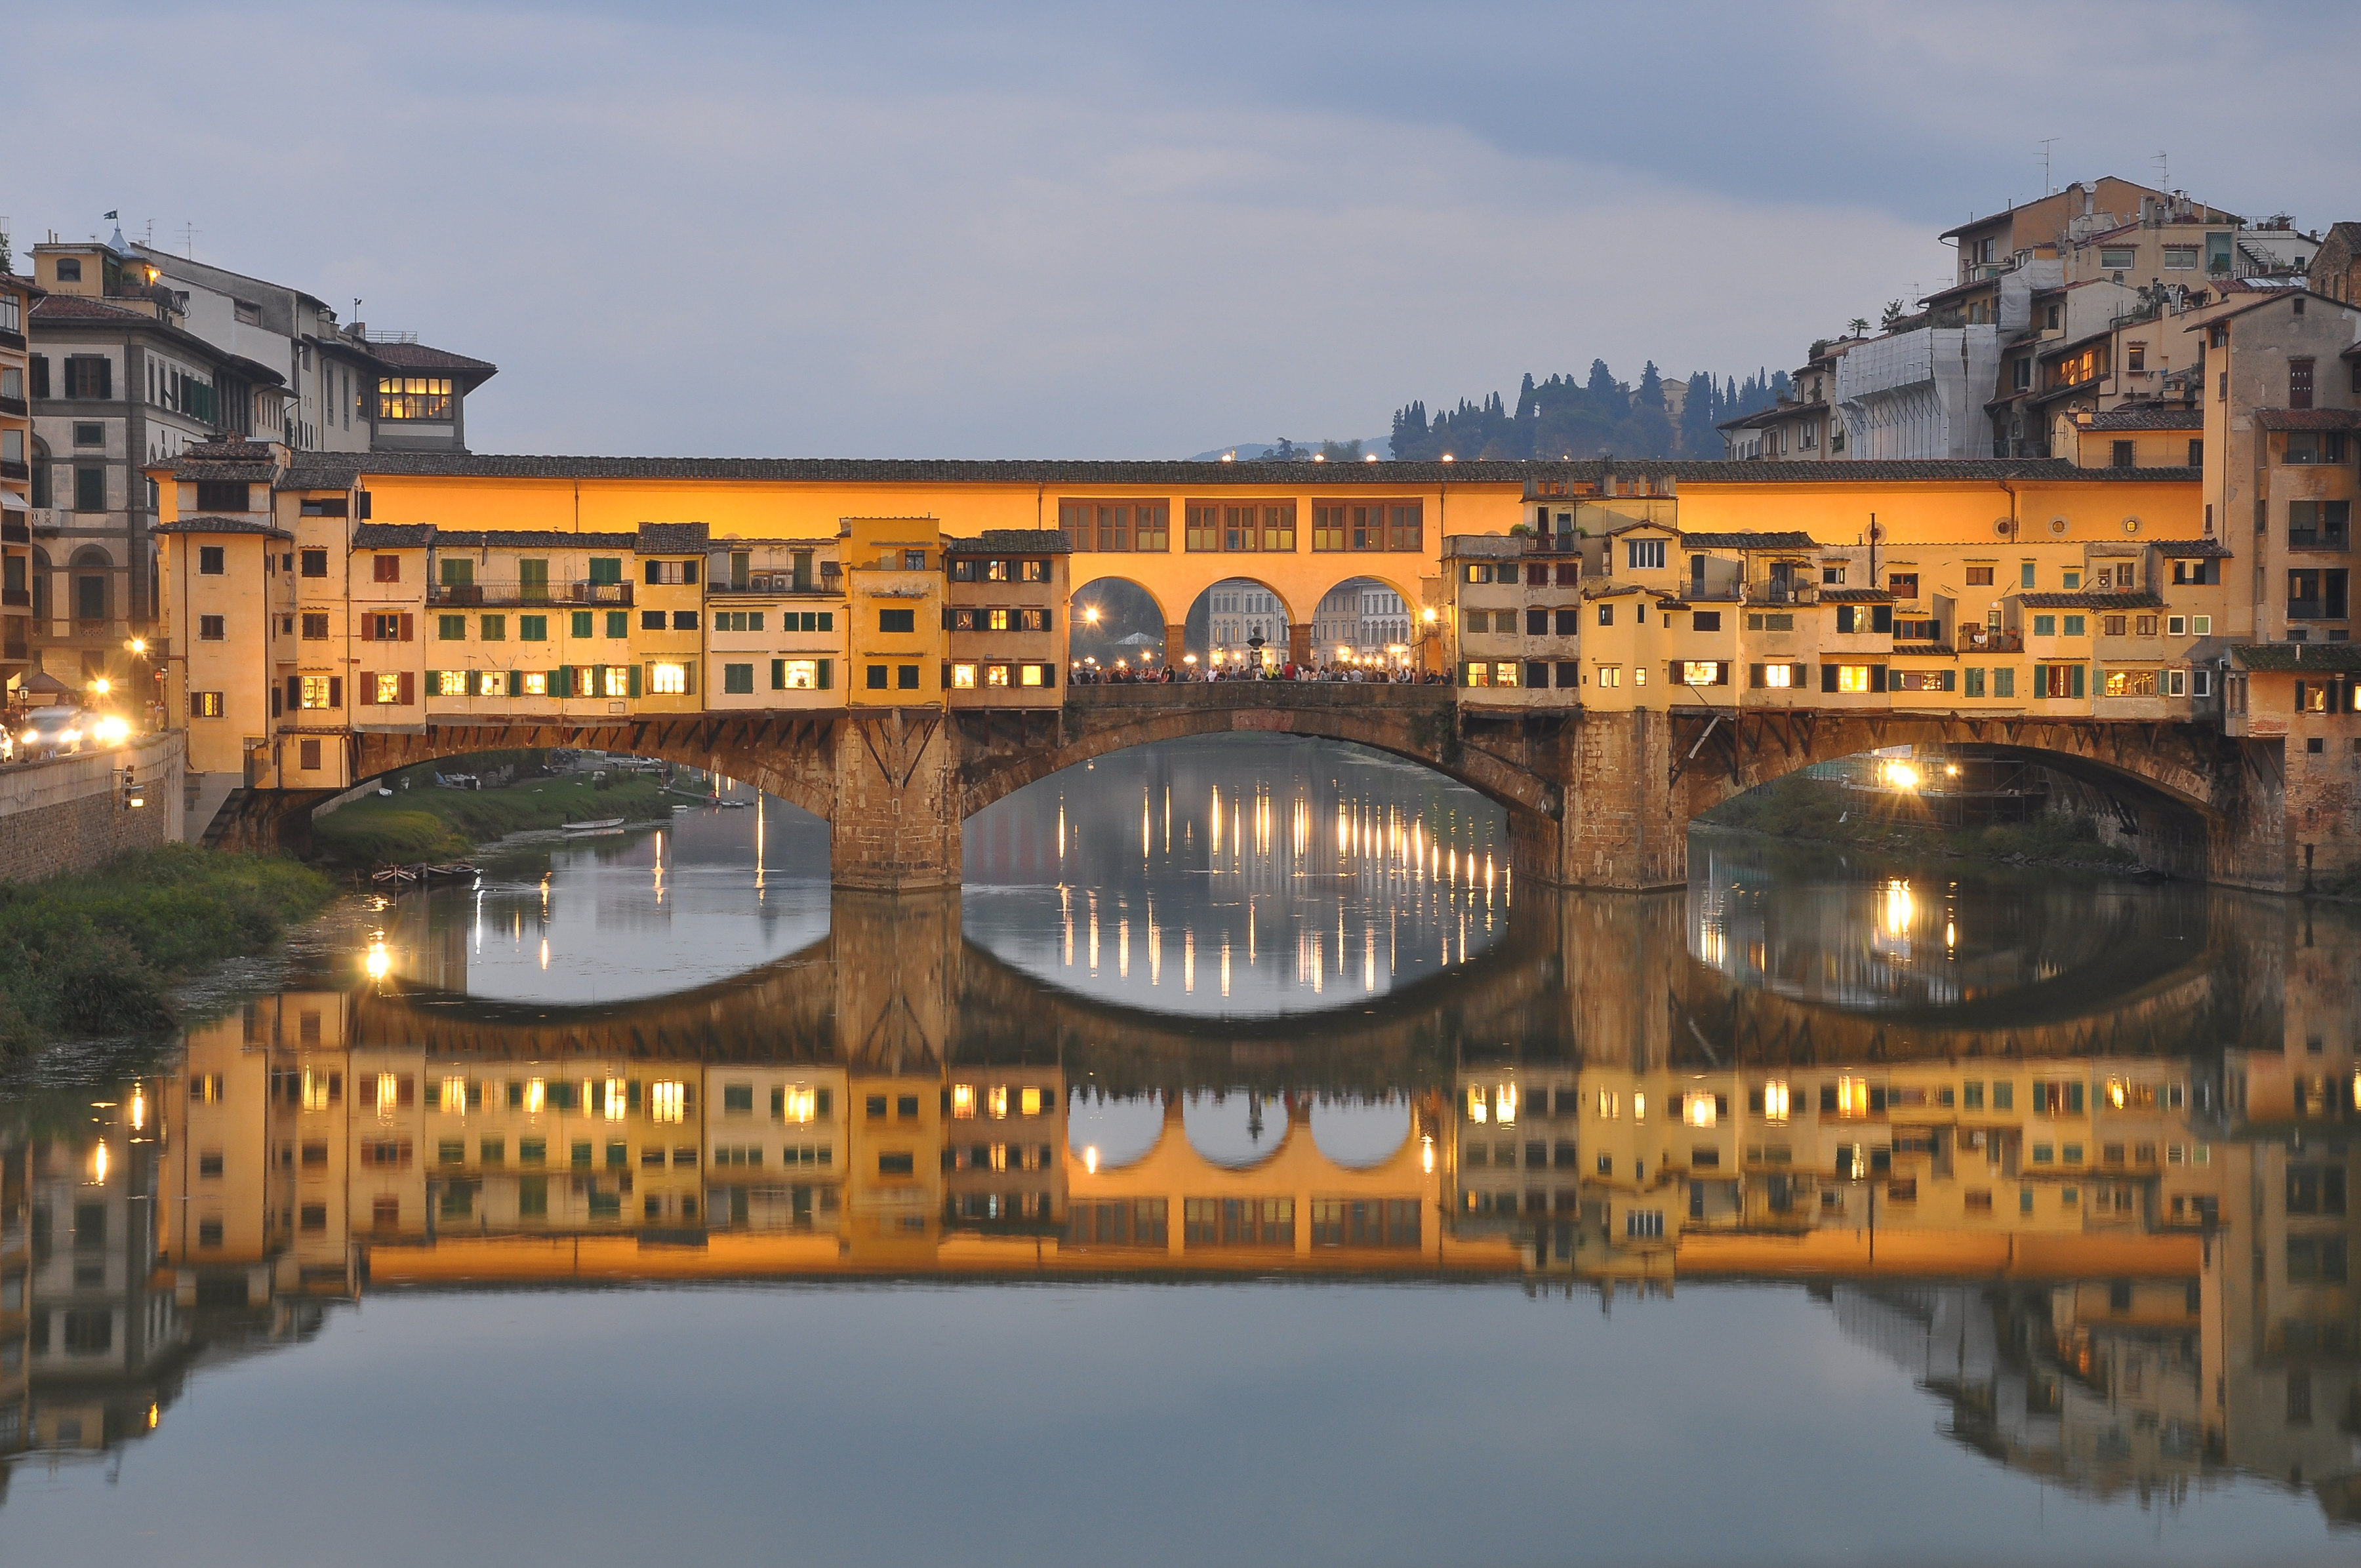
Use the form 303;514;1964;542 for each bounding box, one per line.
0;845;336;1051
1699;773;2143;872
309;768;676;866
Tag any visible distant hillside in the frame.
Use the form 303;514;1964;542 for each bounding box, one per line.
1184;437;1391;462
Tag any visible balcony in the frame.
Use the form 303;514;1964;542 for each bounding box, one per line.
0;460;25;482
2288;599;2331;621
2287;529;2350;552
1956;627;2024;654
0;394;27;416
1741;580;1821;607
710;573;837;595
2;513;25;544
427;580;633;608
1;588;28;608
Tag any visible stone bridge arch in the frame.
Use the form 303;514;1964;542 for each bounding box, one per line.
1665;708;2270;885
954;685;1559;828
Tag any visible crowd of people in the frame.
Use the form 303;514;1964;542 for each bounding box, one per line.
1068;659;1446;686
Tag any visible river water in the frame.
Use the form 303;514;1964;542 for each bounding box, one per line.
2;736;2356;1565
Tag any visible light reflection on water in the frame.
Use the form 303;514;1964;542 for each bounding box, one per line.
963;736;1508;1016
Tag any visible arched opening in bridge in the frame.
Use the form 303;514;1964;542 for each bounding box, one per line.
1310;1095;1412;1168
1691;742;2214;885
1183;1088;1291;1167
1067;576;1169;675
325;746;832;1004
1308;574;1421;672
961;733;1510;1013
1183;577;1295;670
1066;1091;1167;1171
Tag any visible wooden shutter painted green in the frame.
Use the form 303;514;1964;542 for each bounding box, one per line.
628;664;641;698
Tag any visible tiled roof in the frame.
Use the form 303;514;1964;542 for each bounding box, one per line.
271;452;2202;492
2084;407;2204;431
2231;643;2361;672
944;529;1072;553
350;524;435;548
1820;588;1894;603
1580;582;1648;600
1714;400;1828;432
2254;409;2361;432
365;340;498;376
180;439;279;462
30;294;148;323
2154;538;2232;556
155;515;291;538
169;461;275;483
2016;591;2166;609
636;522;710;553
1680;531;1821;550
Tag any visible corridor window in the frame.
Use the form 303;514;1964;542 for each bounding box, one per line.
378;377;452;420
1760;664;1794;689
1058;500;1169;552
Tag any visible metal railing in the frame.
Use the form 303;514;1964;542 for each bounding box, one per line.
1741;580;1822;607
1957;628;2024;653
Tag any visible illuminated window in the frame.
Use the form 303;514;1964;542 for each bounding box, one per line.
377;376;453;420
523;1078;546;1115
519;671;548;696
1632;1092;1646;1122
373;672;402;704
375;1072;399;1114
649;662;688;694
1497;1084;1518;1125
300;1070;332;1112
1836;665;1871;693
435;670;466;696
986;664;1011;687
300;675;333;709
952;1084;977;1119
1596;1090;1619;1119
1596;665;1621;688
1762;1080;1790;1121
1463;662;1490;687
1493;662;1520;687
1020;1086;1045;1116
1466;1087;1489;1123
782;1086;817;1123
987;609;1011;631
601;666;632;697
988;1085;1009;1119
1684;1093;1717;1128
603;1078;629;1120
1836;1076;1871;1117
782;660;821;690
1019;664;1046;687
649;1081;686;1123
951;664;977;689
441;1075;470;1116
1682;661;1721;686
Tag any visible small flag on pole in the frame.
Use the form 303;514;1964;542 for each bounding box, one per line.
104;211;118;220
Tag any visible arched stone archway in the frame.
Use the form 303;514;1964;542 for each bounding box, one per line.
1184;574;1302;669
1066;573;1173;674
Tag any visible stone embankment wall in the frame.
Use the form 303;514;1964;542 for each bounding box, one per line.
0;732;186;880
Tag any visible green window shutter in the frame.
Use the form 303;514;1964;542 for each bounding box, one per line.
2071;664;2086;699
817;658;832;690
769;659;784;690
571;610;592;637
818;611;834;631
628;664;642;698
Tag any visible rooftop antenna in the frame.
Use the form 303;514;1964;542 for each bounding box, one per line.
178;220;197;258
2036;138;2058;196
2151;150;2168;195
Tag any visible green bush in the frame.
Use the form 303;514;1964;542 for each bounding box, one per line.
0;844;335;1052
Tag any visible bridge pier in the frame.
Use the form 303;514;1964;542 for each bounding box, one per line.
826;710;963;893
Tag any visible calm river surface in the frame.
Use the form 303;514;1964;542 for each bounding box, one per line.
3;736;2357;1566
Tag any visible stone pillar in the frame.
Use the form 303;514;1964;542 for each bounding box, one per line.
830;708;961;891
1165;622;1188;670
1287;621;1313;666
1514;710;1688;891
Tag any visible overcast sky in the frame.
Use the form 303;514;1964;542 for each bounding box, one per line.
12;1;2358;456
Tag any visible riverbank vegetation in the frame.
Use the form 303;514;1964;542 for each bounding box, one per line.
309;761;676;866
1697;772;2143;872
0;845;336;1050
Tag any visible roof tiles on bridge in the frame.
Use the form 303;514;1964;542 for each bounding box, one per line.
2016;591;2168;609
2232;643;2361;672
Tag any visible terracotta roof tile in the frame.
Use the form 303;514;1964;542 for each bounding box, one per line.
2016;591;2166;609
2254;409;2361;432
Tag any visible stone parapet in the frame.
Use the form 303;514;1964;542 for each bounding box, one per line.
0;731;186;880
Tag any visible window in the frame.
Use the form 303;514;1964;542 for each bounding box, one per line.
1058;500;1170;552
1887;573;1918;599
641;609;666;630
723;662;754;694
1626;538;1666;570
571;609;594;637
2111;440;2135;468
2102;668;2158;697
2283;432;2348;464
1310;501;1423;552
299;675;336;709
437;614;466;641
649;662;689;694
1832;664;1872;693
898;664;920;689
373;672;405;704
878;607;915;633
63;354;111;399
378;377;452;419
519;614;547;641
197;613;226;641
373;553;401;582
866;664;889;689
192;690;226;717
643;559;698;585
479;614;506;641
298;548;328;578
2290;357;2315;409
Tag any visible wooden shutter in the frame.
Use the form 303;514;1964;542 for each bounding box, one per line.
771;658;784;690
1867;666;1885;694
399;614;413;641
398;671;415;705
359;615;376;641
627;664;641;698
328;676;342;708
1748;664;1765;689
286;675;300;710
1820;664;1838;693
817;659;831;690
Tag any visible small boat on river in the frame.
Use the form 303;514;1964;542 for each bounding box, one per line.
563;817;628;835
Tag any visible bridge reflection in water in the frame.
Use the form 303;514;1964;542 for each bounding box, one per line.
7;881;2360;1519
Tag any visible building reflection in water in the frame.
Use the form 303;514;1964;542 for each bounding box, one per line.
3;873;2358;1523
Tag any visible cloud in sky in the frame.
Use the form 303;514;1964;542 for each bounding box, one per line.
12;1;2360;456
